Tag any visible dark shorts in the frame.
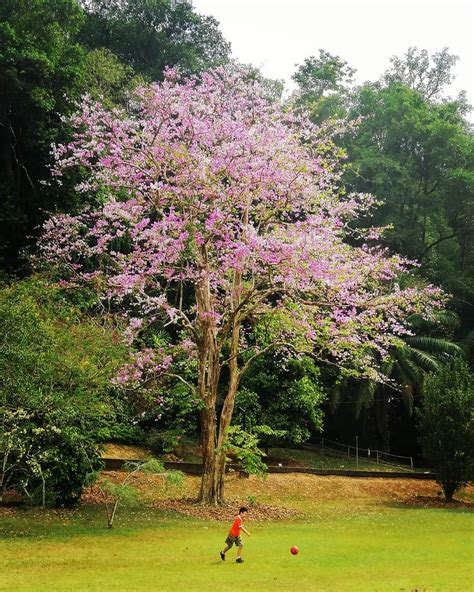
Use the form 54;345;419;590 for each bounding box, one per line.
225;534;243;548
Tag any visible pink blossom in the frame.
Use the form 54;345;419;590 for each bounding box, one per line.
37;65;445;385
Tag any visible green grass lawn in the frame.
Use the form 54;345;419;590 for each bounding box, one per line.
1;482;473;592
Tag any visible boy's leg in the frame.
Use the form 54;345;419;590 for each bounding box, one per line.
221;537;232;560
236;541;244;562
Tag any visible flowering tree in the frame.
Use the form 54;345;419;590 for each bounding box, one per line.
39;67;442;504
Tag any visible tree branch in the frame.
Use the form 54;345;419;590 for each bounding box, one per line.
419;232;457;261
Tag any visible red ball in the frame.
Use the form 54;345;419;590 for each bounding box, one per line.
290;546;299;555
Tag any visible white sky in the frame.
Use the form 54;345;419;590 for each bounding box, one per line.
193;0;474;117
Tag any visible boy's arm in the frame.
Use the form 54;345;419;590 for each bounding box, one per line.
241;526;250;536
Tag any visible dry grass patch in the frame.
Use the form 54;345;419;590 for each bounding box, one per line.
152;498;301;521
100;442;151;459
80;471;474;520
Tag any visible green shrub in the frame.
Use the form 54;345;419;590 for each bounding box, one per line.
98;459;184;528
2;405;103;507
417;357;474;501
0;278;128;506
224;426;268;477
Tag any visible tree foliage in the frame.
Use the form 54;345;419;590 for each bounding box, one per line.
0;0;86;269
78;0;231;81
417;357;474;501
234;355;326;448
0;0;231;272
342;71;474;332
0;278;128;505
292;49;355;123
383;47;460;101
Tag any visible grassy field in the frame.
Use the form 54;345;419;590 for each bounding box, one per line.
1;474;473;592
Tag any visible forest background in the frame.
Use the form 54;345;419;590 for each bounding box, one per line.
0;0;473;507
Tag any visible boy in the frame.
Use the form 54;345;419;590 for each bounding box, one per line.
220;507;250;563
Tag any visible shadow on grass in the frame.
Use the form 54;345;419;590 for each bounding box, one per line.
0;504;192;541
383;496;474;513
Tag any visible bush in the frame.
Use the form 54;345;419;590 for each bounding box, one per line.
224;426;267;477
0;278;128;506
417;357;474;501
2;404;103;507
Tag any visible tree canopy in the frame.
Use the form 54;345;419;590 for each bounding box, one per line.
38;66;443;502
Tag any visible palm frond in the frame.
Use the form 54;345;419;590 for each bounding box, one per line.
394;352;424;390
431;310;462;331
395;360;415;408
404;336;466;358
353;380;377;419
406;348;441;373
407;310;461;332
405;359;427;391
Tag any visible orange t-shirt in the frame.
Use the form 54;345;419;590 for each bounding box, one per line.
229;515;242;537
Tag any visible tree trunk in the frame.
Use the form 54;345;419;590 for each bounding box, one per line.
198;327;241;505
198;402;220;505
441;479;456;503
0;110;14;185
375;388;390;453
444;489;454;503
195;219;245;505
195;245;223;504
197;316;242;504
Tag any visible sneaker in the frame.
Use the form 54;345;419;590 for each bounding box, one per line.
220;551;225;561
236;558;244;563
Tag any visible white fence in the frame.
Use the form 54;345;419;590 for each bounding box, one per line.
305;437;414;471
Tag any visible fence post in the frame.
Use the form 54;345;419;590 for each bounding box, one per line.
356;436;359;470
376;450;379;464
321;437;324;451
347;446;350;458
410;457;413;470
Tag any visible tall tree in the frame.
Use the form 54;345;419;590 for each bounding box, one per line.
343;80;474;324
0;0;86;270
38;67;442;504
292;49;474;318
292;49;355;123
78;0;231;81
0;0;231;272
383;47;460;102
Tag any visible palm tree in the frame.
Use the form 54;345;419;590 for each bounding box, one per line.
330;311;467;451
